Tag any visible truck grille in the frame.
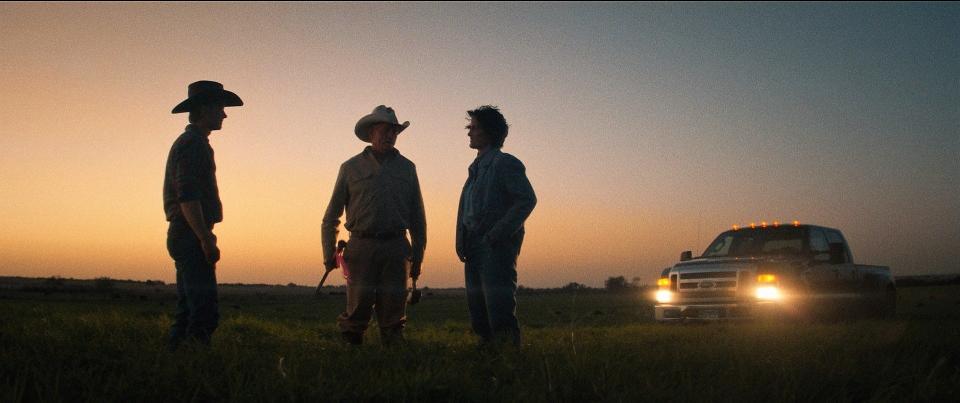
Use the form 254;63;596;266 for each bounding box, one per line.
680;271;737;279
682;290;737;300
677;271;743;302
679;281;737;289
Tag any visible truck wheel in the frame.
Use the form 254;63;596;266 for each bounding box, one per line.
866;285;896;319
877;286;897;319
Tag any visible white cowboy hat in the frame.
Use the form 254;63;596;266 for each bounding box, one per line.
354;105;410;142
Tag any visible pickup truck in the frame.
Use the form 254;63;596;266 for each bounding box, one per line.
654;223;896;321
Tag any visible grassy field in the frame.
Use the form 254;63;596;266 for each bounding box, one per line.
0;281;958;402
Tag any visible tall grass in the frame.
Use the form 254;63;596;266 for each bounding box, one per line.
0;287;957;401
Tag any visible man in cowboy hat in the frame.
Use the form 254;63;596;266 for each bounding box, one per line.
321;105;427;346
163;80;242;350
457;105;536;348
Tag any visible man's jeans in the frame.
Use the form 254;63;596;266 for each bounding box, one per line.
167;221;219;349
464;238;521;346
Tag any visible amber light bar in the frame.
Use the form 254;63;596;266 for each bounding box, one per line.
732;220;800;230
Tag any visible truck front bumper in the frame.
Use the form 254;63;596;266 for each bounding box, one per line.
655;302;782;322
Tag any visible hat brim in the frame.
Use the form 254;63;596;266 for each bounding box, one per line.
354;117;410;142
171;90;243;114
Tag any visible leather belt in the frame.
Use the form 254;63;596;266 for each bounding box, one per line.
352;230;406;240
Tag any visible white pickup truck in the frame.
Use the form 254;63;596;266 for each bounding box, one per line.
655;223;896;321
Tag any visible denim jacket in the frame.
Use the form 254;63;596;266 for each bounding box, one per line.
456;148;537;259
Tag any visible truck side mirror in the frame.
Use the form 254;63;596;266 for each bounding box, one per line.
828;243;845;264
680;251;693;262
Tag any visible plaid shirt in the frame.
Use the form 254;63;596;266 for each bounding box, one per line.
163;125;222;225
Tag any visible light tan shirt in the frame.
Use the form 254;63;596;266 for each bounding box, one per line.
322;146;426;264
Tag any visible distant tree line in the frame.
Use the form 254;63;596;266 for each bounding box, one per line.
603;276;647;293
12;276;166;294
515;276;650;295
9;275;657;295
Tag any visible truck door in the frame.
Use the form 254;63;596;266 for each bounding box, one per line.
825;229;859;292
803;228;846;294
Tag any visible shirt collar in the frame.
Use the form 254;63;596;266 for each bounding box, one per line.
185;124;211;141
473;147;499;168
362;146;399;164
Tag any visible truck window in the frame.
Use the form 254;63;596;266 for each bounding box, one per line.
809;229;829;253
704;235;734;256
760;239;803;254
825;230;851;263
702;227;805;257
825;230;844;244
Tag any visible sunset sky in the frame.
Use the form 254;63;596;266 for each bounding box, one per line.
0;3;957;288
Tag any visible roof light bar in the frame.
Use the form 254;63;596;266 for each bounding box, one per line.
732;220;798;230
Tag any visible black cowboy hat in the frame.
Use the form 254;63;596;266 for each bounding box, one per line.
171;80;243;114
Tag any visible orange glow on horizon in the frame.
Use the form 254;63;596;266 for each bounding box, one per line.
0;3;955;288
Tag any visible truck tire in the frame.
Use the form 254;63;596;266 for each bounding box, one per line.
877;285;897;319
865;285;896;319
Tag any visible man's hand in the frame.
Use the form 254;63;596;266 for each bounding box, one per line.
200;234;220;265
409;259;422;280
324;258;338;271
481;233;496;248
179;201;218;266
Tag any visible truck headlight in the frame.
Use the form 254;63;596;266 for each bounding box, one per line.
756;286;781;300
655;289;673;303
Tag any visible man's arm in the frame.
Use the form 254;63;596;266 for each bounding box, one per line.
174;142;219;265
180;201;219;264
455;189;467;262
321;165;349;270
484;155;537;245
408;166;427;279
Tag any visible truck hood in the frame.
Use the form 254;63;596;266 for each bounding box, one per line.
674;256;802;271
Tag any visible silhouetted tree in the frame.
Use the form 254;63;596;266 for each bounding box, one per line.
94;277;115;291
605;276;634;292
562;282;588;291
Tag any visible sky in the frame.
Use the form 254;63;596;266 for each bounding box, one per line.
0;2;957;288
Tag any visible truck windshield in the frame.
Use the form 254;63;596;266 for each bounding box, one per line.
702;227;805;258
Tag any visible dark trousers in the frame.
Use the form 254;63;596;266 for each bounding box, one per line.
167;221;219;348
464;237;521;346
